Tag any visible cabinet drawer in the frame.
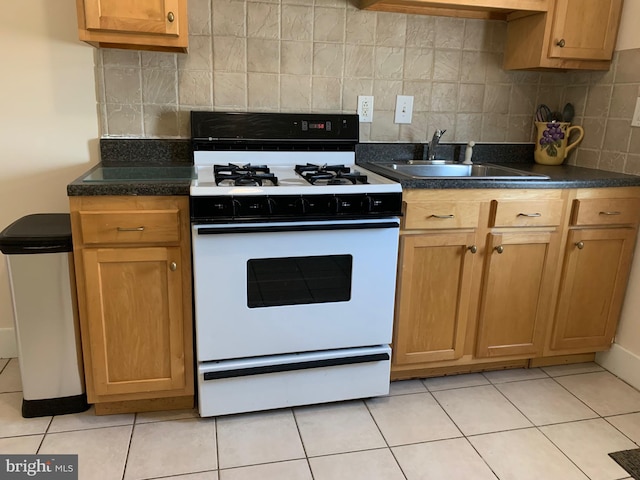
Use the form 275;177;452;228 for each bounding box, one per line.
79;210;181;244
571;198;640;226
491;199;563;227
403;202;480;230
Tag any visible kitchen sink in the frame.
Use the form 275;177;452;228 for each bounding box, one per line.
374;161;550;180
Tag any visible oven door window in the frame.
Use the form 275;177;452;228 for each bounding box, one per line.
247;255;352;308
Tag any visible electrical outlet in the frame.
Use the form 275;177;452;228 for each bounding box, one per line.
632;97;640;128
357;96;374;123
394;95;413;124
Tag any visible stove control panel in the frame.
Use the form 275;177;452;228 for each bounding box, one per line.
191;193;402;223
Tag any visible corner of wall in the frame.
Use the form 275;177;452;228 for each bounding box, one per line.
596;344;640;391
0;328;17;359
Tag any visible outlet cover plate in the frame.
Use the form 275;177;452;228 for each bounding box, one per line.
632;97;640;127
357;95;374;123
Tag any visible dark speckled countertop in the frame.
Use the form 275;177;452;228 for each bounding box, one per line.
356;142;640;190
67;139;640;196
67;139;193;196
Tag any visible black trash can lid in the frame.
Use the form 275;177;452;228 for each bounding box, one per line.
0;214;72;254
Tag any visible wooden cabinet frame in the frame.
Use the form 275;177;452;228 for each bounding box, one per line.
504;0;622;70
393;231;478;365
69;196;194;414
76;0;189;53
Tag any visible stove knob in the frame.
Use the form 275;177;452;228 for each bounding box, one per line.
364;195;383;213
267;197;277;215
297;197;307;214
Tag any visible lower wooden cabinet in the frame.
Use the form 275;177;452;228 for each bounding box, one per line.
475;231;557;358
391;187;640;379
547;191;640;355
69;196;194;414
393;232;477;365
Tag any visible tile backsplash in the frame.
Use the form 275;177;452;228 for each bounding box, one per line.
94;0;640;174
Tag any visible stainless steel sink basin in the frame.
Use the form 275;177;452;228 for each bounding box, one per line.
375;162;549;180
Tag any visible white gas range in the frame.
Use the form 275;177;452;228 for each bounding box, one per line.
189;111;402;417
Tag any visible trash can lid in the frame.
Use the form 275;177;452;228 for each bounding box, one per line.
0;214;72;254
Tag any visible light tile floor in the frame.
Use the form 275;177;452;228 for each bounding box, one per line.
1;357;639;480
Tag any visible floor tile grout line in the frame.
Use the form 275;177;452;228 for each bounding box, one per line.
603;415;640;449
363;395;409;480
423;388;467;438
426;375;597;478
534;422;597;480
214;415;220;474
549;372;608;418
290;406;316;480
460;436;501;480
120;417;136;480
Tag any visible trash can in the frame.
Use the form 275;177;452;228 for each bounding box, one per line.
0;214;88;418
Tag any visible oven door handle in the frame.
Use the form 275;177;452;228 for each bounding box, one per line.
203;352;390;380
196;221;400;235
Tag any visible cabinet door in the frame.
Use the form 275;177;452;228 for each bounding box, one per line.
82;0;181;36
393;232;477;365
550;228;636;352
476;232;555;358
82;246;187;396
548;0;622;61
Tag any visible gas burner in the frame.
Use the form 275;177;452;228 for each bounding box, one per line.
214;163;278;187
294;163;368;186
214;163;271;175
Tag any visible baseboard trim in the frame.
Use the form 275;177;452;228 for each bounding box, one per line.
596;344;640;391
0;328;17;358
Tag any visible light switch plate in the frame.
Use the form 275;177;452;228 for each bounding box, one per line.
632;97;640;128
394;95;413;124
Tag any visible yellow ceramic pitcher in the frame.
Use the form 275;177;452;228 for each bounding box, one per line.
534;121;584;165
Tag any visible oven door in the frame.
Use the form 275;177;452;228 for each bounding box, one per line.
192;217;400;361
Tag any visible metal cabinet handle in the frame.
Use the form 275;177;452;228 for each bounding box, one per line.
167;11;175;22
468;245;477;254
495;245;504;254
575;241;584;250
517;213;542;217
557;39;566;47
429;214;454;219
170;262;177;271
599;211;621;216
117;226;145;232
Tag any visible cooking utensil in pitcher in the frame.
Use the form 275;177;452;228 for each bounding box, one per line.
535;104;552;122
550;111;563;122
562;103;575;123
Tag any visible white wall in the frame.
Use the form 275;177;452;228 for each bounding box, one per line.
616;0;640;51
0;0;99;357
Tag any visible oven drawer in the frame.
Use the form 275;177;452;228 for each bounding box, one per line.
197;346;391;417
571;198;640;226
79;209;181;245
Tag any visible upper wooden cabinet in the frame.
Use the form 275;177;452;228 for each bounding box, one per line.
504;0;623;70
355;0;548;20
76;0;188;53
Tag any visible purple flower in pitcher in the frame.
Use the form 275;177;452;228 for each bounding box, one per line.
539;123;565;157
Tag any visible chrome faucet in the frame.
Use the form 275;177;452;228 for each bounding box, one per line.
427;129;446;161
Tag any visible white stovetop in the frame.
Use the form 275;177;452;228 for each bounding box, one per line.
190;150;401;196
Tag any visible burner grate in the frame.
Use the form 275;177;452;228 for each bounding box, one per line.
294;163;368;186
214;163;278;186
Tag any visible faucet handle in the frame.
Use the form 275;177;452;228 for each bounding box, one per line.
430;129;446;144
